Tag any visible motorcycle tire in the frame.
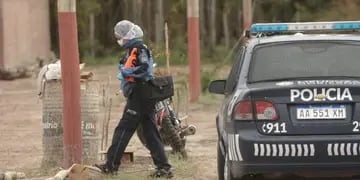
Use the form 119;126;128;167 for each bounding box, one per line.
136;117;187;158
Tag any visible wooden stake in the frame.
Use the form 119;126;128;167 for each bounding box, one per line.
165;22;170;75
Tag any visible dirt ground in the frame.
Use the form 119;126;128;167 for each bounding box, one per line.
0;65;221;179
1;65;358;180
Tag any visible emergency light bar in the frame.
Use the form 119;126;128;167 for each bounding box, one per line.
251;21;360;34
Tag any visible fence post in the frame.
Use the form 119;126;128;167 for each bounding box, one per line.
187;0;201;102
243;0;253;30
57;0;82;167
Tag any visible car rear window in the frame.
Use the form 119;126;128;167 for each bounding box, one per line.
248;41;360;83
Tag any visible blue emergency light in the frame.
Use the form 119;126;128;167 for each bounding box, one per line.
251;21;360;34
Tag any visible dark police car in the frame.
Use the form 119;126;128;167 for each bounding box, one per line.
208;21;360;180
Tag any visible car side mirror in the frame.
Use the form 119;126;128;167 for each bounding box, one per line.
208;80;226;94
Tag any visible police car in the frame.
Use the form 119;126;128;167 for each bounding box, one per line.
208;21;360;180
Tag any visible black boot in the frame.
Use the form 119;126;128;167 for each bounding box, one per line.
94;164;117;174
150;168;174;178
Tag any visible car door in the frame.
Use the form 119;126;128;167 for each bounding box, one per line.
218;46;246;134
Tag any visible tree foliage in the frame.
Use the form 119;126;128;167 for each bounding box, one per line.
49;0;360;62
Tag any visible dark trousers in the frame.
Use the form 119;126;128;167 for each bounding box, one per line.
105;89;171;171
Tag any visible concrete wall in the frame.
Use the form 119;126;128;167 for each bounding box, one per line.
0;0;3;67
1;0;51;69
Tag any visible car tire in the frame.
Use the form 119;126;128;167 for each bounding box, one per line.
217;141;225;180
218;142;237;180
218;141;264;180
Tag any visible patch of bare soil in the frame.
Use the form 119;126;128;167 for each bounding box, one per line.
0;65;220;180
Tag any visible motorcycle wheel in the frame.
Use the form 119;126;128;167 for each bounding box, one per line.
136;117;187;159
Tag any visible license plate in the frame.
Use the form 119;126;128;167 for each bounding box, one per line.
296;104;346;119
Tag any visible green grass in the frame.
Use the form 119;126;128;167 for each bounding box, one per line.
80;44;234;67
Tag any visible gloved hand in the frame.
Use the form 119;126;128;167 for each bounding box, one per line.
117;73;124;80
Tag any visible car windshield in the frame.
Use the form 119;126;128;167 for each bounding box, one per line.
248;41;360;83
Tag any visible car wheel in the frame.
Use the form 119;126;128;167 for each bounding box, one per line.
217;141;225;180
218;141;264;180
218;142;237;180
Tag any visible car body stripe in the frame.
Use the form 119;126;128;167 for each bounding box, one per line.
346;143;352;156
233;135;239;160
272;144;277;156
220;139;225;155
235;134;243;161
327;143;360;156
260;144;265;156
254;143;259;156
297;144;302;157
310;144;315;156
334;143;339;156
253;144;315;157
353;143;358;156
228;135;234;161
303;144;309;156
291;144;296;157
340;143;345;156
328;144;333;156
278;144;284;157
231;135;238;161
266;144;271;156
285;144;290;156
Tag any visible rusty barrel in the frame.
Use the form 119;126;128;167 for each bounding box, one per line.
41;80;100;168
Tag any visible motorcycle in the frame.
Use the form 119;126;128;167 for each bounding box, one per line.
136;78;196;158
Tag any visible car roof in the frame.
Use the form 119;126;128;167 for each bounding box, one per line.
248;34;360;46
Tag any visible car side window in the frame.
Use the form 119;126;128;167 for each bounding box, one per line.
224;46;245;94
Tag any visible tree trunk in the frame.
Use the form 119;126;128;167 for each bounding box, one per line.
89;13;95;57
155;0;164;45
132;0;142;26
107;0;121;45
144;0;153;42
209;0;216;49
222;4;230;48
238;2;243;32
124;0;129;20
199;0;206;46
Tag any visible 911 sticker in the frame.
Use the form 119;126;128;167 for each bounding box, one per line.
290;88;352;102
261;122;287;134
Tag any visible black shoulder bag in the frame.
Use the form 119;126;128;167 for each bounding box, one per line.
137;76;174;101
148;76;174;101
